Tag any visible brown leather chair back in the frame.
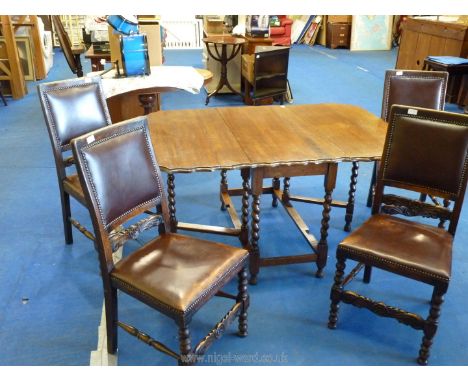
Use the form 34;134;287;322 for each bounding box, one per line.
71;116;171;256
38;77;111;179
374;105;468;235
381;70;448;121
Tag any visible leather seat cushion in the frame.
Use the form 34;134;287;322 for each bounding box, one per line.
63;174;86;205
338;214;452;284
111;233;248;314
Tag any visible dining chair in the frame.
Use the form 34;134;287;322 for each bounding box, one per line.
38;76;111;244
271;71;448;233
365;69;448;208
71;116;250;365
328;105;468;365
51;15;85;77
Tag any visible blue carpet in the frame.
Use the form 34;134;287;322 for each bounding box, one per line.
0;44;467;366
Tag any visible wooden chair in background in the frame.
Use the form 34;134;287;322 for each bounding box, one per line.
328;105;468;365
37;76;111;244
276;69;448;235
71;116;249;365
51;15;85;77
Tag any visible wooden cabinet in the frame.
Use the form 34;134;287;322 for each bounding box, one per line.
326;22;351;49
396;18;468;70
242;46;290;105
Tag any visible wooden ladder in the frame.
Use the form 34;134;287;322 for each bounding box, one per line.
0;15;28;99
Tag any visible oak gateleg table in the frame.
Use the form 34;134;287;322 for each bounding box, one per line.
148;103;388;284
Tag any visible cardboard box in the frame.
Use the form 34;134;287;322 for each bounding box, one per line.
108;25;122;66
139;21;162;66
241;54;255;84
327;15;352;23
203;16;225;34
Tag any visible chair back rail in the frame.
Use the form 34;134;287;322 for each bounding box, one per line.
381;69;448;121
71;116;171;270
373;105;468;235
38;77;111;180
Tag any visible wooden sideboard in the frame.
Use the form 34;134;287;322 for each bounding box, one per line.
396;18;468;70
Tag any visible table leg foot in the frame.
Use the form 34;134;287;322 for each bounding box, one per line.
248;275;258;285
315;268;325;278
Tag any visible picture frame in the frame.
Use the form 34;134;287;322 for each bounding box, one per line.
0;36;35;81
350;15;393;51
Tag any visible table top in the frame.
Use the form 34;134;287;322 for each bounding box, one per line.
88;66;205;98
243;35;274;43
148;103;388;173
203;36;246;45
85;46;111;59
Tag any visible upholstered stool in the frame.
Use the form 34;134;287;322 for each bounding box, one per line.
423;56;468;105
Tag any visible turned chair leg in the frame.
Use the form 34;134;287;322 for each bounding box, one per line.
417;286;446;365
178;322;193;366
237;267;249;337
105;286;118;354
60;191;73;244
328;254;347;329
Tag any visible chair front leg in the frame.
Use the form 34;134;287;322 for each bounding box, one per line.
237;266;249;337
105;286;118;354
417;286;446;365
363;265;372;284
328;254;347;329
60;190;73;244
178;322;193;366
